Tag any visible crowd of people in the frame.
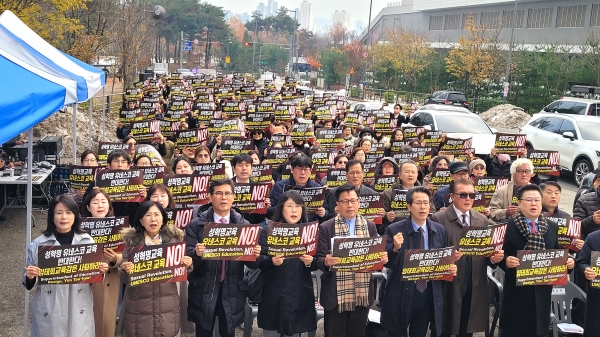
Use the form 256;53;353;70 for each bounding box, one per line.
19;72;600;337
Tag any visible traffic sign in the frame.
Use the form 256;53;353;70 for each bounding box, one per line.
362;51;369;58
194;39;199;45
350;68;354;74
185;41;191;47
184;46;192;51
225;56;231;64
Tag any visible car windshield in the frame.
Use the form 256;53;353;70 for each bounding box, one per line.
577;121;600;141
435;115;492;134
448;93;466;101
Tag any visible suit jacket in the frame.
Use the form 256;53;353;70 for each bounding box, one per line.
431;205;495;335
315;215;379;311
497;216;561;336
380;217;448;336
489;181;517;223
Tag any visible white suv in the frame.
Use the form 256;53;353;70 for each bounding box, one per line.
520;113;600;184
540;97;600;116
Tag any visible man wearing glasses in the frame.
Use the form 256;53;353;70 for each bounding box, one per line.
268;154;327;222
489;158;535;223
316;184;388;337
433;161;471;211
381;186;457;337
323;159;383;221
186;178;261;337
431;179;502;337
497;184;574;337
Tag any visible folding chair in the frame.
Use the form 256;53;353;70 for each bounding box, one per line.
308;270;324;337
550;282;586;337
487;266;504;337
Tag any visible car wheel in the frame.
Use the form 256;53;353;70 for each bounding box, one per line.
574;158;592;186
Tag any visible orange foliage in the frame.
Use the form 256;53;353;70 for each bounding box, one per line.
227;17;246;42
307;55;322;69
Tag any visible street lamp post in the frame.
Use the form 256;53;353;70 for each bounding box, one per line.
227;37;231;74
503;0;518;101
286;9;298;78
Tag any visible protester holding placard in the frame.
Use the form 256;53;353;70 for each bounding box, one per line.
573;171;600;239
133;154;153;167
145;183;176;208
431;180;502;337
257;190;317;337
497;184;574;337
382;161;424;233
484;148;511;178
489;158;534;223
349;148;366;163
269;154;327;222
319;154;348;186
24;195;109;337
381;187;456;337
575;229;600;336
423;156;450;190
433;161;470;211
324;160;382;221
231;153;271;225
119;201;192;337
185;179;261;337
172;156;195;174
67;150;100;202
316;184;388;337
80;190;122;337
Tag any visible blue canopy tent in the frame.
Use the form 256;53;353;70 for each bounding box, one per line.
0;10;105;336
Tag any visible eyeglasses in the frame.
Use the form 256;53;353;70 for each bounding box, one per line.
520;197;541;204
338;198;359;205
347;171;363;176
452;192;477;199
197;154;210;158
284;204;303;210
516;169;531;175
83;158;97;163
110;160;129;165
410;201;429;206
293;167;311;173
212;191;234;197
337;160;348;165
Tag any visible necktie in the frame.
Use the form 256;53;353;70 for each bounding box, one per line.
219;217;227;282
461;213;472;297
416;227;427;293
530;221;537;234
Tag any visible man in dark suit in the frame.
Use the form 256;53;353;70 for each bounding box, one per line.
498;184;574;337
431;179;504;337
381;186;458;337
316;184;388;337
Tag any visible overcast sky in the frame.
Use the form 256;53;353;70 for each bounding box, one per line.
204;0;389;24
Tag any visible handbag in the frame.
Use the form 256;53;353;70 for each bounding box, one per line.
244;267;265;302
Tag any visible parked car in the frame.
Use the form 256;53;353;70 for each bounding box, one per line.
402;106;497;157
540;97;600;116
520;113;600;185
353;101;386;112
416;104;472;114
572;172;596;212
424;91;469;108
175;68;194;77
153;62;168;76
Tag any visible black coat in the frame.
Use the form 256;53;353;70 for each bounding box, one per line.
573;190;600;239
575;230;600;337
185;206;260;334
484;156;511;178
315;216;379;311
256;228;317;335
497;216;561;336
380;217;448;336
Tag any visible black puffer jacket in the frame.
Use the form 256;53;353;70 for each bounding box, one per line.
573;189;600;239
185;205;260;333
485;156;511;178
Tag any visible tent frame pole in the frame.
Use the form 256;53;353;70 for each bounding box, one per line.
23;128;33;337
102;87;106;142
72;103;77;163
88;98;93;149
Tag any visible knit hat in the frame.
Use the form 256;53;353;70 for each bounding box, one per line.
469;158;486;173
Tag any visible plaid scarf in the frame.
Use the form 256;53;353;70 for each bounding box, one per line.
334;213;371;312
513;212;548;250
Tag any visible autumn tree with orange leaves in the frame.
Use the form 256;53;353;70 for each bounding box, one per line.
445;15;505;103
371;27;433;90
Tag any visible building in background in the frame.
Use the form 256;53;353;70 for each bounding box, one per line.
300;1;315;31
360;0;600;49
257;2;267;18
332;10;352;31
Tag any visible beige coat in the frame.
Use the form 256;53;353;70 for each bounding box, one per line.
92;254;122;337
432;205;495;334
489;181;516;223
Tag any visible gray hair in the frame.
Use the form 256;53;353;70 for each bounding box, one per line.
510;158;534;178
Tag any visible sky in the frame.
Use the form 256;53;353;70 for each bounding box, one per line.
203;0;389;26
